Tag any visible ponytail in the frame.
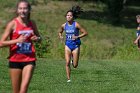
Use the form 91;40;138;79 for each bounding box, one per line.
71;5;83;19
66;5;83;19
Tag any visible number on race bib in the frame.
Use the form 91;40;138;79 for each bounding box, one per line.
17;42;32;54
66;34;73;40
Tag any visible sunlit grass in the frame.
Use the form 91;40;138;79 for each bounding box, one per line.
1;59;140;93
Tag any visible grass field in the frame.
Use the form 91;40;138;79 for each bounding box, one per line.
0;58;140;93
0;1;140;93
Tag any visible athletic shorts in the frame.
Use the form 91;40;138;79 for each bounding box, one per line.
65;40;81;51
9;61;36;69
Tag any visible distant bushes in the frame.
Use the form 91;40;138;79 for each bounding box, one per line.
0;0;139;61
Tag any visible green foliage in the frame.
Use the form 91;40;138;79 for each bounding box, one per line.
0;0;16;9
34;34;51;58
29;0;48;5
114;44;140;60
103;0;124;23
0;1;140;60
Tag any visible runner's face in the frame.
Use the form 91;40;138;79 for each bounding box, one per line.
66;12;73;22
17;2;30;18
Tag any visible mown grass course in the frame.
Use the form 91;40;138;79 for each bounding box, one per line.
1;59;140;93
0;1;140;93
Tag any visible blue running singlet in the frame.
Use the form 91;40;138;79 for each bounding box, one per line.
64;21;81;51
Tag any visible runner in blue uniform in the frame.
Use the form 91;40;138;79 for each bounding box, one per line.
134;15;140;48
59;6;88;82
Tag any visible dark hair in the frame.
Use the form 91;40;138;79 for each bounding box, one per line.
16;0;31;20
136;15;140;19
66;5;83;19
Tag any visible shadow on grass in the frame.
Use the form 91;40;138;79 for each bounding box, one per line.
79;6;140;28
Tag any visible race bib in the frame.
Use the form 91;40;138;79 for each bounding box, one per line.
66;34;73;40
17;42;32;54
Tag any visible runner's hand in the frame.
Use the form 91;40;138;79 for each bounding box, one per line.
72;35;78;40
17;34;26;43
30;35;40;41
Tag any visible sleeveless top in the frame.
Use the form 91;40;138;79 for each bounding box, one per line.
9;18;36;62
64;21;81;44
